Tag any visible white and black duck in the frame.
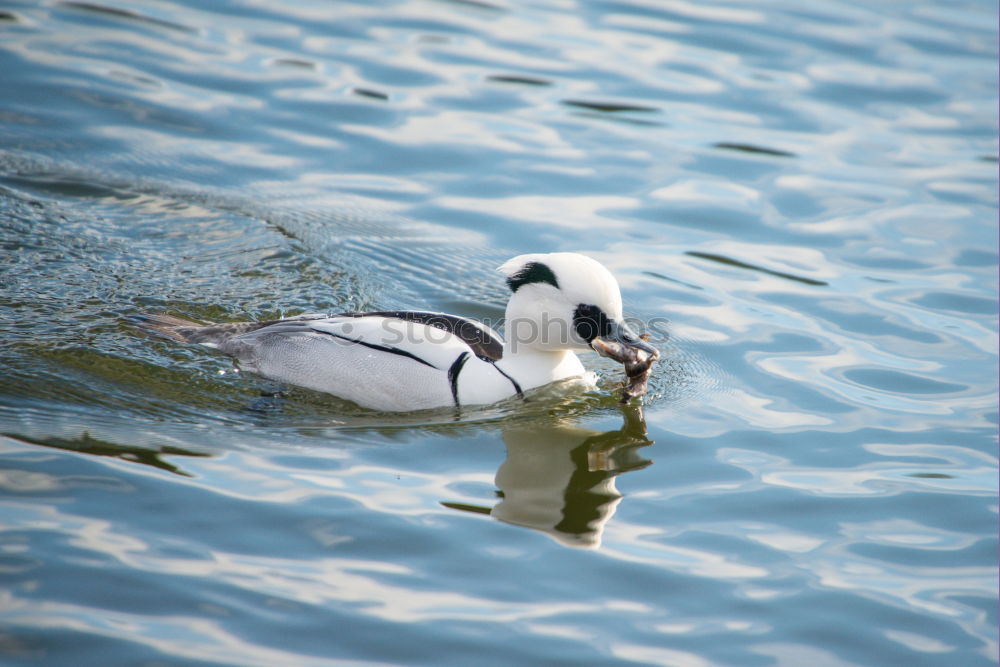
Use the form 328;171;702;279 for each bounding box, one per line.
140;252;658;411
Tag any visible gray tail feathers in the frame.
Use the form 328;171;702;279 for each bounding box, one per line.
135;312;275;347
133;313;219;344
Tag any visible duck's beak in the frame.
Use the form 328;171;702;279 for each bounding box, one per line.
592;320;660;361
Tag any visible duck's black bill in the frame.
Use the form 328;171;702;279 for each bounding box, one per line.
590;320;659;362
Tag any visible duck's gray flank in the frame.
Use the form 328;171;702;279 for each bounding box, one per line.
312;328;437;369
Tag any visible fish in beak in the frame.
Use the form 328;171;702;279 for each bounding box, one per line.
590;320;660;403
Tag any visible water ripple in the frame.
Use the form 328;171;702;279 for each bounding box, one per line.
0;0;996;664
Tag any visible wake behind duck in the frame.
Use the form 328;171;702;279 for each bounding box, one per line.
139;252;659;412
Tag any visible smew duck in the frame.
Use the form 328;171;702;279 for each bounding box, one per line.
140;252;657;411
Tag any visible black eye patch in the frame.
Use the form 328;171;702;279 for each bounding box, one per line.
507;261;559;292
573;303;611;342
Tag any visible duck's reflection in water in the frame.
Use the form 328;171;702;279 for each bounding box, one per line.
444;406;653;548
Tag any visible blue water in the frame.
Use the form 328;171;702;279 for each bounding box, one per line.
0;0;997;665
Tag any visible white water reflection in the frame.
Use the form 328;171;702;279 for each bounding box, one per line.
718;446;998;497
445;406;653;548
436;193;636;230
0;596;354;667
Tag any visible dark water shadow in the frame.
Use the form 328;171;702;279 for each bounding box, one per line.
562;99;659;113
352;88;389;101
58;1;197;34
713;142;796;158
687;250;828;286
486;74;553;86
2;430;212;478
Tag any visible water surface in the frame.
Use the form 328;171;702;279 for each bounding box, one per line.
0;0;997;665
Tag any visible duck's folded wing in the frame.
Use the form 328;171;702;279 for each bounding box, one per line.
340;311;504;361
220;315;469;367
311;315;484;370
214;313;501;411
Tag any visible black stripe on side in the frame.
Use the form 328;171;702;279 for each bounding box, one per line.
312;329;437;369
448;352;471;406
340;311;504;361
489;362;524;398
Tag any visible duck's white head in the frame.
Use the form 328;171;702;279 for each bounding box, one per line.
498;252;656;357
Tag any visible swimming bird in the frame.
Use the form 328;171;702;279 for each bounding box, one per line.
140;252;658;412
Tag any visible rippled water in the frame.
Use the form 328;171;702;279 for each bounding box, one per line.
1;0;997;665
